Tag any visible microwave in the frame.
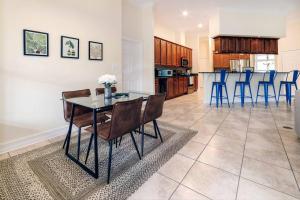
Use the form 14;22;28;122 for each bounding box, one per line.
158;70;173;77
181;58;189;67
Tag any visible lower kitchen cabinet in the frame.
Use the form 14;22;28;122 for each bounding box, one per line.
165;77;189;99
173;77;179;97
155;78;159;94
194;75;198;91
167;78;174;99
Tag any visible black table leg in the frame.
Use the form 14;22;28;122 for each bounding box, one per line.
65;104;75;155
93;109;99;178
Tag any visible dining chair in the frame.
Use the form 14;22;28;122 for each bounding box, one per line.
62;89;109;160
210;69;230;107
140;93;166;157
278;70;300;105
95;87;117;96
84;97;143;184
232;70;254;107
255;70;277;106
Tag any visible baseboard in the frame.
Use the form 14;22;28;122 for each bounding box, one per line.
0;126;78;154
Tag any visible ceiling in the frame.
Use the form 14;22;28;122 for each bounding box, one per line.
153;0;300;33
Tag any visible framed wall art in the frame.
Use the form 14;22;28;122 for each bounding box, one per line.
61;36;79;59
89;41;103;61
23;29;49;56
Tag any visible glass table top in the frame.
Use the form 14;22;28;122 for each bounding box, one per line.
64;91;151;110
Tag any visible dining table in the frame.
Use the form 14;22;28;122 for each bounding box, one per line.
63;92;150;178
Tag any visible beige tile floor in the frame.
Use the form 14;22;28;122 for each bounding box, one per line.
1;91;300;200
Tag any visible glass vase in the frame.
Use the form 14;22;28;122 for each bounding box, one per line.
104;84;112;99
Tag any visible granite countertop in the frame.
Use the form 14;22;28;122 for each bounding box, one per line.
155;74;198;79
198;71;289;74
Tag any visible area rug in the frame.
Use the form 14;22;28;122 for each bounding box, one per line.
0;121;197;200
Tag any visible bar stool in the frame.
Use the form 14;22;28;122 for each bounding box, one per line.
255;70;277;107
232;70;254;107
210;69;230;108
278;70;300;105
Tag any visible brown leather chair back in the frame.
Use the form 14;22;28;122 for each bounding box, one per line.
142;93;166;124
107;97;143;140
95;87;117;95
62;89;91;121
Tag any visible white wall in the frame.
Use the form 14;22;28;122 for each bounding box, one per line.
278;13;300;72
0;0;122;132
209;8;286;38
154;23;185;45
122;0;154;93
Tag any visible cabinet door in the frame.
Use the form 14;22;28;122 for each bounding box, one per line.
264;39;278;54
154;37;161;65
188;49;193;67
173;78;179;97
167;78;174;99
166;42;172;66
214;37;221;53
183;77;188;93
228;38;236;52
194;75;198;91
221;38;229;53
251;38;264;54
176;45;181;66
155;78;159;94
171;43;177;66
236;38;251;53
160;40;167;65
178;77;184;94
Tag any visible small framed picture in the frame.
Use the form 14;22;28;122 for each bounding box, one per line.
61;36;79;59
23;29;49;56
89;41;103;61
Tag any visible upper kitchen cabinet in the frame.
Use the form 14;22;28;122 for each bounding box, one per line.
154;37;161;66
213;36;278;54
171;43;177;66
176;45;181;66
236;37;251;53
166;41;172;66
160;39;167;65
264;38;278;54
187;49;192;67
250;38;264;54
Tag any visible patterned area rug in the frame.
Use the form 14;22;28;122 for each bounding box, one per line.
0;122;197;200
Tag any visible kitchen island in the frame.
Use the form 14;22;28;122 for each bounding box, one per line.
199;71;289;104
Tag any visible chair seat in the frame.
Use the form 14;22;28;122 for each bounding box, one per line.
235;81;250;85
69;112;110;128
85;121;111;140
212;81;226;85
280;81;295;84
258;81;273;84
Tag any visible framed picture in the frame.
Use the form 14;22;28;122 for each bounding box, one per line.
23;29;49;56
89;41;103;61
61;36;79;59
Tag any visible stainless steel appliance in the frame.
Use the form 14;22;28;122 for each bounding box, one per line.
157;69;173;77
181;58;189;67
230;59;250;72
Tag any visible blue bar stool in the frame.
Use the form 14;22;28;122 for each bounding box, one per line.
210;69;230;108
255;70;277;107
278;70;300;105
232;70;254;107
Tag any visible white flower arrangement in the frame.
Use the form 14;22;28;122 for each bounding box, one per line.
98;74;117;86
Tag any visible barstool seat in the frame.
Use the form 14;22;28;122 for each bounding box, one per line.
233;70;254;107
255;70;277;107
210;69;230;108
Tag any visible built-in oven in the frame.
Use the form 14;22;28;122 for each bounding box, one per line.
158;69;173;77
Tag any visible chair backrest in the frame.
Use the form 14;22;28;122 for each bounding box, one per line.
62;89;91;121
220;69;227;83
95;87;117;96
107;97;143;140
244;70;252;83
142;93;166;124
268;70;276;84
292;70;300;83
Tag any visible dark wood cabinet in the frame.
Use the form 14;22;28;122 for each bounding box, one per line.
264;39;278;54
154;37;161;66
178;77;184;94
155;78;159;94
176;45;181;66
173;77;178;97
183;77;188;93
187;49;192;67
194;75;198;91
214;36;278;54
171;43;177;66
167;78;174;99
166;41;172;66
160;40;167;65
236;37;251;53
213;53;250;69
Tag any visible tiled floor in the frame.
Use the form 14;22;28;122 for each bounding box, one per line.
1;91;300;200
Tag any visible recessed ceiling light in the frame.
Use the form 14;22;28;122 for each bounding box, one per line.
182;10;188;16
197;23;203;28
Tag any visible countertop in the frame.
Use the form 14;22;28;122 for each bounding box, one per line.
156;73;198;79
198;71;289;74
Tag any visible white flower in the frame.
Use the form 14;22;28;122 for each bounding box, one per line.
98;74;117;85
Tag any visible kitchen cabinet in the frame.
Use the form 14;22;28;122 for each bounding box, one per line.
213;53;250;70
251;38;264;54
176;45;181;66
214;36;278;54
178;77;185;94
264;39;278;54
154;37;161;66
167;78;174;99
173;77;179;97
171;43;177;66
166;41;172;66
187;49;192;67
160;40;167;65
183;77;188;93
155;78;159;94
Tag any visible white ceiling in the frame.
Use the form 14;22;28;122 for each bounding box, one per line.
153;0;300;33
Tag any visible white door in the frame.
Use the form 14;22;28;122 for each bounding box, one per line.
122;39;143;92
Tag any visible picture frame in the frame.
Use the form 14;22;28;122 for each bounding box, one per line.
61;36;79;59
89;41;103;61
23;29;49;56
